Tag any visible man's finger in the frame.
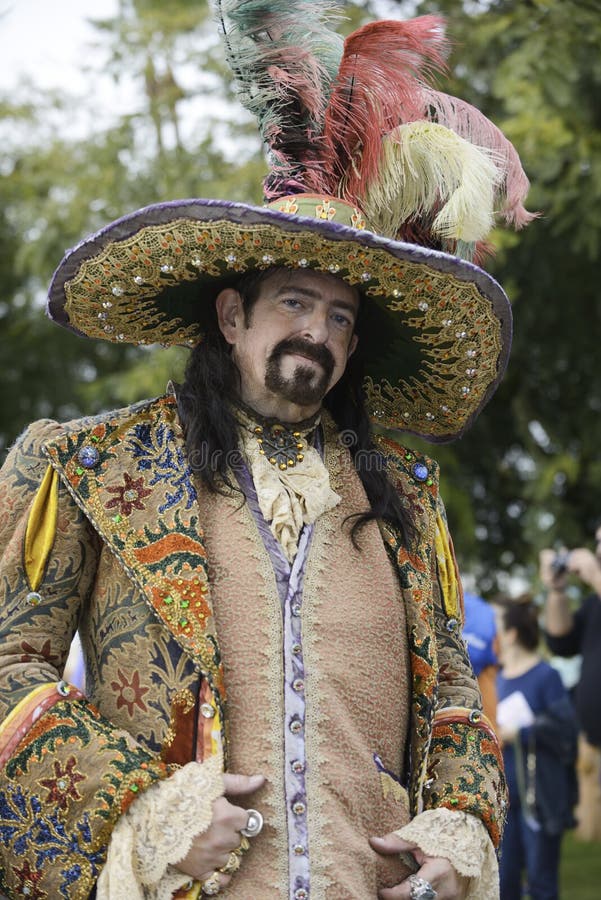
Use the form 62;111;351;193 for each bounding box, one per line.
222;773;266;795
370;833;418;855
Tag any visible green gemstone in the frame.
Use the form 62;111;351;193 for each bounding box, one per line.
113;514;122;523
130;784;139;793
180;618;188;627
405;452;413;460
181;600;189;608
164;596;173;605
91;435;99;442
75;467;84;476
426;478;433;486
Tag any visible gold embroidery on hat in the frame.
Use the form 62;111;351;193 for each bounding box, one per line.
63;219;501;438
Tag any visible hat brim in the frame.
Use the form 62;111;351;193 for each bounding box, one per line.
47;198;511;442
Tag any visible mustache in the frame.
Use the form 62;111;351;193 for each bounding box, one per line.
269;338;335;375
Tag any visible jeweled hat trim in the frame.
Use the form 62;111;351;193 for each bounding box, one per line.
47;197;511;443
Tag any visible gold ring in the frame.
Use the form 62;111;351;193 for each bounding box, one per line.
236;836;250;854
201;872;221;896
219;851;241;875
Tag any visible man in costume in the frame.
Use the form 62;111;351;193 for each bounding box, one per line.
0;3;534;898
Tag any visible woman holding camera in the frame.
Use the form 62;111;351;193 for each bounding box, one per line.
494;595;578;900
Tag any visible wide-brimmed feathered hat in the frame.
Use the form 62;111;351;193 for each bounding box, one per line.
47;1;534;442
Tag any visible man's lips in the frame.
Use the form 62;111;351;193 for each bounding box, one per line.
287;351;322;366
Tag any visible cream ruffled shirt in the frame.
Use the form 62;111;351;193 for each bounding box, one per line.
237;415;340;562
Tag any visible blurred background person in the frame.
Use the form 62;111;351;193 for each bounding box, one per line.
463;590;499;731
540;524;601;842
494;594;578;900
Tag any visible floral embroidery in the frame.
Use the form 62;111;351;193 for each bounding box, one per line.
105;472;152;517
12;858;46;899
125;422;197;512
315;198;336;220
110;669;150;717
19;640;60;666
278;198;298;214
39;756;85;810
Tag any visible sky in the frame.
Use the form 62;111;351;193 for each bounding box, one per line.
0;0;119;91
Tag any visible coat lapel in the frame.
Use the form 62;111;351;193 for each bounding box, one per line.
377;437;441;813
42;395;226;710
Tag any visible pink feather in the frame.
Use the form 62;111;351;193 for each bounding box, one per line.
322;17;449;200
420;89;537;228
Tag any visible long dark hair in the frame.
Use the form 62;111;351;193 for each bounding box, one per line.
177;269;414;548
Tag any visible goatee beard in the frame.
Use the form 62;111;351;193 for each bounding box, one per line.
265;338;334;407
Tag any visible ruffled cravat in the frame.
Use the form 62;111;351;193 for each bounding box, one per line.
236;406;341;562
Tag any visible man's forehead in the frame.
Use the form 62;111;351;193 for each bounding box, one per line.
257;267;360;308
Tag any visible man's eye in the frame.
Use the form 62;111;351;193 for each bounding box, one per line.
282;298;302;309
332;313;352;327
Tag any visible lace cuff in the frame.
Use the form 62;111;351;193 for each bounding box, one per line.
396;808;499;900
97;754;224;900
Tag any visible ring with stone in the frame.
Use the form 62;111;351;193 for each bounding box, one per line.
219;851;242;876
240;808;264;838
201;872;222;896
409;874;437;900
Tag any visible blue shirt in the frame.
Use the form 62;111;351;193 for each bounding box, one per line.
497;660;566;805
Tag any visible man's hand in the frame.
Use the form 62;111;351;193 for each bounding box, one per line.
539;548;568;590
175;772;265;888
568;548;601;595
370;833;469;900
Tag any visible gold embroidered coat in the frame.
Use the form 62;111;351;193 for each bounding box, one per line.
0;395;505;898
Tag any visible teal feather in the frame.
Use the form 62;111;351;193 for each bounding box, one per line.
215;1;343;196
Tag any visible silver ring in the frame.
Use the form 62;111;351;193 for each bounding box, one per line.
409;874;437;900
240;808;264;838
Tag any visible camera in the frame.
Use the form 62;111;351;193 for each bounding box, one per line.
551;549;571;576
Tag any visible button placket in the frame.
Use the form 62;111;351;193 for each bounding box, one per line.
282;551;310;899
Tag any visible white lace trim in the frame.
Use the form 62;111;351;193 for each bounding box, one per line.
97;755;224;900
396;808;499;900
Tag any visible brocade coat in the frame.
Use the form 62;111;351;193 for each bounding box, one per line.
0;394;505;898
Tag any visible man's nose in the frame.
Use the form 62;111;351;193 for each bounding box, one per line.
300;310;329;343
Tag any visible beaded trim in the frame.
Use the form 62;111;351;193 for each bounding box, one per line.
61;218;504;440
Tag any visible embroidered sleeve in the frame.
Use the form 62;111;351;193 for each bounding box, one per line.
396;808;499;900
97;756;224;899
426;495;507;847
0;422;170;899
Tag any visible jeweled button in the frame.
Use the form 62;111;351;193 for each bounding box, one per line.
291;604;302;617
292;679;304;692
293;844;306;856
290;719;303;735
292;643;302;655
200;703;215;719
292;801;306;815
291;759;305;774
411;461;429;482
294;889;308;900
77;445;100;469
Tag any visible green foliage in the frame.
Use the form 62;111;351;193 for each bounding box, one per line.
1;0;600;590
